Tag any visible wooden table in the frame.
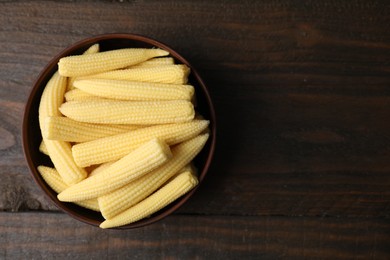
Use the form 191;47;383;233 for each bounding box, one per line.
1;1;389;258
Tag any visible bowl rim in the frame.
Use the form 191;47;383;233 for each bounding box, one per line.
22;33;217;229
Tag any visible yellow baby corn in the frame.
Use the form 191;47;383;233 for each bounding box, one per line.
38;72;87;185
89;161;116;177
100;171;198;228
72;197;100;212
39;140;49;156
64;89;103;102
38;71;66;127
58;138;172;202
37;166;100;212
67;44;100;91
58;48;169;77
43;116;139;143
165;164;197;182
72;120;209;167
98;133;208;219
44;141;88;185
38;166;68;194
132;57;175;67
84;43;100;55
179;163;198;178
85;64;190;84
73;78;194;101
59;100;194;125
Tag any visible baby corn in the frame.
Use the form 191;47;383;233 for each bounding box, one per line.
73;79;194;101
37;47;210;228
58;48;169;77
37;166;100;212
72;120;209;167
67;43;100;91
58;138;172;202
98;133;209;219
59;100;194;125
83;43;100;55
100;171;198;229
39;140;49;156
38;72;66;126
39;71;87;185
89;161;116;177
43;116;139;143
85;64;190;84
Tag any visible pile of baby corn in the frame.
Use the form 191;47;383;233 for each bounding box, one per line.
37;44;209;229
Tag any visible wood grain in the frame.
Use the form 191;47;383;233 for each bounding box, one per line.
1;0;389;216
0;0;389;257
0;212;389;259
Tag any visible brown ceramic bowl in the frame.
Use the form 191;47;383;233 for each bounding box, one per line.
22;33;216;229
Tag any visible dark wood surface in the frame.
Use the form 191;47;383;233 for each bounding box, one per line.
1;0;389;258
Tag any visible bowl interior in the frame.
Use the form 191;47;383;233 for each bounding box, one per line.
22;34;216;229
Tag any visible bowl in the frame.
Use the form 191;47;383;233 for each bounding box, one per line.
22;33;216;229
